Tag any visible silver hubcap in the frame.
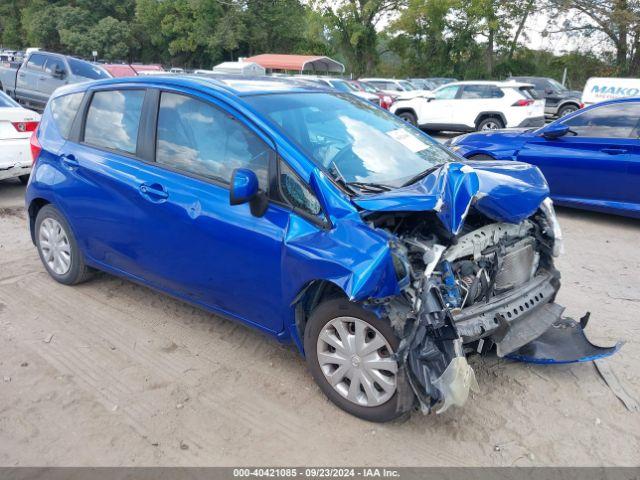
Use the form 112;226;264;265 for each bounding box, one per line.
317;317;397;407
561;107;576;116
481;121;500;130
39;218;71;275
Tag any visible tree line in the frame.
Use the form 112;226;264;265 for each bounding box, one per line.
0;0;638;88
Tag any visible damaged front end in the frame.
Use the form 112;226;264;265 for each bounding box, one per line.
355;164;620;415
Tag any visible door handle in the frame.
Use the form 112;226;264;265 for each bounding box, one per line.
60;154;79;170
139;182;169;202
601;148;627;155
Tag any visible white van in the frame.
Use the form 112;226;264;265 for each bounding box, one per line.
582;77;640;105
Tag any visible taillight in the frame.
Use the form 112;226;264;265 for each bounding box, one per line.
579;102;584;109
12;121;39;132
30;129;42;164
512;99;534;107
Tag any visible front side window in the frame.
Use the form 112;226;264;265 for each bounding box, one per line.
155;92;270;187
51;92;84;138
279;160;322;217
44;57;66;77
562;102;640;138
434;85;459;99
245;92;456;189
84;90;145;154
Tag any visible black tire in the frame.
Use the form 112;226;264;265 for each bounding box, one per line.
35;205;92;285
476;116;504;131
469;154;495;161
558;104;578;117
18;174;30;185
397;111;417;126
304;298;412;422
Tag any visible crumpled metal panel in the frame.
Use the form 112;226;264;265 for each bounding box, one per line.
352;161;550;235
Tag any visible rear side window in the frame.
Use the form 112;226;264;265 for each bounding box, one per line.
518;86;539;99
26;54;45;71
460;85;503;99
562;102;640;138
155;92;271;187
84;90;145;154
68;58;111;80
50;93;83;139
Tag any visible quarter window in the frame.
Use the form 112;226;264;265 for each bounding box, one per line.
279;161;322;217
155;92;271;188
562;102;640;138
84;90;145;154
50;93;84;139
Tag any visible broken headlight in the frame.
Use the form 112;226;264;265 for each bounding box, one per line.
540;197;564;257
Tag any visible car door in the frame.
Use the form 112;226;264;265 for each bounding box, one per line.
418;84;459;126
16;53;47;107
40;56;68;98
516;102;640;206
62;86;290;332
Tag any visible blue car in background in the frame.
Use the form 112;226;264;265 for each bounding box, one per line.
448;97;640;218
25;76;618;422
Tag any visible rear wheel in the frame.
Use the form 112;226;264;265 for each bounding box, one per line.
476;117;504;131
304;298;411;422
397;111;417;126
35;205;92;285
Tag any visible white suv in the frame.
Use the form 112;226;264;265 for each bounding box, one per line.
390;81;545;132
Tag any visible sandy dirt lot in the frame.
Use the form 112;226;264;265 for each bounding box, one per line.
0;178;639;467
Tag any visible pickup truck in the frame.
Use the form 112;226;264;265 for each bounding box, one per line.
0;51;111;112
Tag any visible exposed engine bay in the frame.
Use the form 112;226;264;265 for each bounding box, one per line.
365;199;619;414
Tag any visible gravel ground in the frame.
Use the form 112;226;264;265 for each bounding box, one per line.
0;177;639;467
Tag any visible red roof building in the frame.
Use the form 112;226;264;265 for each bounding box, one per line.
244;54;345;73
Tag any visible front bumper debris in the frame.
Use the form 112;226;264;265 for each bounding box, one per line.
506;316;621;364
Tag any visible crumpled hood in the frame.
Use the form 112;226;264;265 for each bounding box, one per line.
353;161;549;235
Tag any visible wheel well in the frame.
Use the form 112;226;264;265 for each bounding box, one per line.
559;101;580;110
293;280;347;352
28;198;50;244
474;112;506;127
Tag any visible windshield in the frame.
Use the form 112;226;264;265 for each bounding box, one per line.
68;58;111;80
0;91;20;107
399;81;415;91
245;92;455;188
548;78;568;91
330;80;356;93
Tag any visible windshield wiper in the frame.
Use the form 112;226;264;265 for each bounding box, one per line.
346;181;392;193
401;164;443;187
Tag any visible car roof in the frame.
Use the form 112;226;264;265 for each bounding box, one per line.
441;80;534;88
52;74;332;99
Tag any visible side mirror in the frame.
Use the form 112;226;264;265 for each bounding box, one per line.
544;88;554;95
542;123;569;139
229;168;268;217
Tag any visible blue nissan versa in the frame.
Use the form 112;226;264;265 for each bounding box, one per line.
448;97;640;218
26;76;619;422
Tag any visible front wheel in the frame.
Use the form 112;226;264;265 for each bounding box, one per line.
304;298;411;422
558;104;578;117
